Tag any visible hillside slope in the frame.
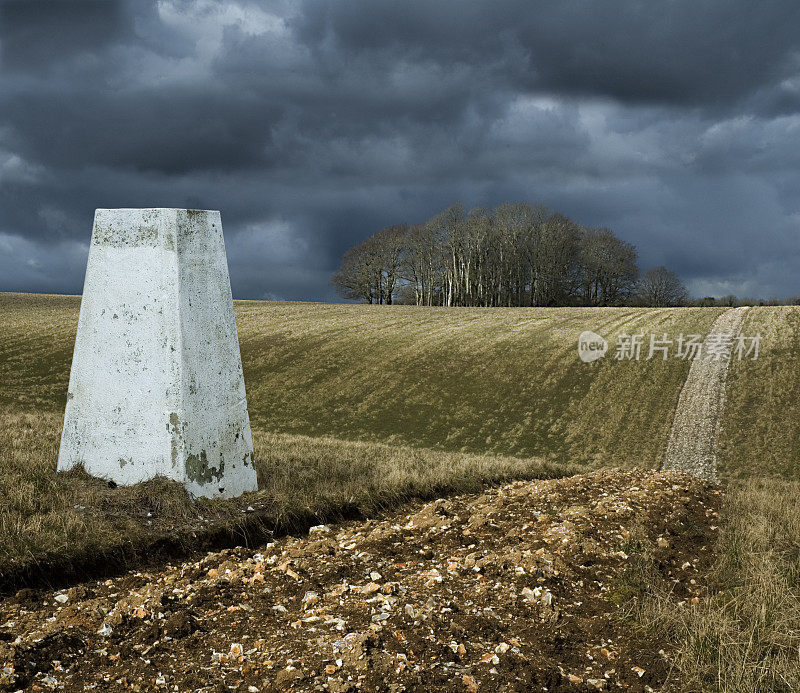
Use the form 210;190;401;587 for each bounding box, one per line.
236;302;729;468
4;294;796;477
717;305;800;478
1;294;730;469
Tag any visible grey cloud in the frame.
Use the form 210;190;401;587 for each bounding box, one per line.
290;0;800;108
3;88;281;173
0;0;127;70
0;0;799;300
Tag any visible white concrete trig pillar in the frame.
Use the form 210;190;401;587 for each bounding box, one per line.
58;209;258;498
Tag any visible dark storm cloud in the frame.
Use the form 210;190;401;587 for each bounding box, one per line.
4;88;282;175
0;0;798;300
0;0;126;70
291;0;800;107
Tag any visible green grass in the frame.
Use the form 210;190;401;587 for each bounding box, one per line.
0;293;81;411
2;292;731;467
235;302;726;465
717;306;800;479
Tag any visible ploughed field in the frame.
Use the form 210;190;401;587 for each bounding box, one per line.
1;470;719;692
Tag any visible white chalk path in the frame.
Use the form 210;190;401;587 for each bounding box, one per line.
661;307;749;481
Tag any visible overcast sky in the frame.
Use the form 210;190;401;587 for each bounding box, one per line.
1;0;799;301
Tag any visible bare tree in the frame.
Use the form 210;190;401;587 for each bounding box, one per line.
331;243;380;303
579;228;638;305
436;203;466;307
402;223;441;305
371;225;407;304
532;214;581;306
636;266;688;307
494;203;550;306
332;225;408;304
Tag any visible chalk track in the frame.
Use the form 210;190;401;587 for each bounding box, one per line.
661;307;749;480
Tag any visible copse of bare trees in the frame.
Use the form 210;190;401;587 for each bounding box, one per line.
332;202;685;307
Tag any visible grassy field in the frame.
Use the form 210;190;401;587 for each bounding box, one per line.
717;306;800;479
0;292;730;579
5;298;798;477
236;300;729;465
2;292;727;463
3;293;800;689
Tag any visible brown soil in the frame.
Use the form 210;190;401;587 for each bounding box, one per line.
0;470;720;692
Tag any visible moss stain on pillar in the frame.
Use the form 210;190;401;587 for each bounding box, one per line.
185;450;225;485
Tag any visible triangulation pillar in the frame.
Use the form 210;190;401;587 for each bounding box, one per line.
58;208;258;498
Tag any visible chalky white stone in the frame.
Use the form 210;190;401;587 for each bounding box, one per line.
57;209;258;498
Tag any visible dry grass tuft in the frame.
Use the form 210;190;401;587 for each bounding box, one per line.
0;407;578;584
252;431;578;520
631;478;800;692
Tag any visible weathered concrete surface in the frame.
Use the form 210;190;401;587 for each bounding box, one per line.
58;209;257;498
661;306;749;481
